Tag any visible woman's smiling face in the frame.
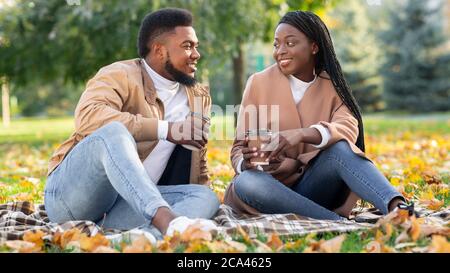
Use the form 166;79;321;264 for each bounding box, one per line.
272;23;318;79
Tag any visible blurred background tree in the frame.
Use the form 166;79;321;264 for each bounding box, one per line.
329;0;384;112
379;0;450;112
0;0;153;117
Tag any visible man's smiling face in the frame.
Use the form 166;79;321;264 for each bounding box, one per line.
160;26;200;86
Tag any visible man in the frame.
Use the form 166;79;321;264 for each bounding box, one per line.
44;8;220;240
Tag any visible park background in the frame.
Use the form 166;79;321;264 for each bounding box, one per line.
0;0;449;253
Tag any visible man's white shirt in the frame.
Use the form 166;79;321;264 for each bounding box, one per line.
142;59;191;183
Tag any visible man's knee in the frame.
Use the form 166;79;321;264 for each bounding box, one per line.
190;185;220;217
100;121;130;136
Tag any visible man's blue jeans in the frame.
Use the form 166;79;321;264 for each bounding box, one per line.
233;141;404;220
44;122;220;238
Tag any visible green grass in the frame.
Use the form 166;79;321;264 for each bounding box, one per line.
1;112;448;145
0;117;74;145
363;112;450;135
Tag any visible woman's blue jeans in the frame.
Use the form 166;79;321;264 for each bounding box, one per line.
233;141;403;220
44;122;220;238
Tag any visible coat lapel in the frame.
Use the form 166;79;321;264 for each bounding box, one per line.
271;67;302;131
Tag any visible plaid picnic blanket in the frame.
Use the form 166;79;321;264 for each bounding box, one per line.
1;202;448;241
214;205;373;238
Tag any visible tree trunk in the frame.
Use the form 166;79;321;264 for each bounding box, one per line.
1;77;10;128
232;43;245;127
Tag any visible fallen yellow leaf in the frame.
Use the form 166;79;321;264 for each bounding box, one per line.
23;229;46;248
409;217;421;241
319;234;346;253
266;233;283;251
5;240;41;253
79;233;110;252
122;235;153;253
180;223;213;242
429;235;450;253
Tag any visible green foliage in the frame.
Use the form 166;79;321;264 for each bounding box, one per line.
0;0;153;85
330;0;384;112
0;0;332;113
379;0;450;112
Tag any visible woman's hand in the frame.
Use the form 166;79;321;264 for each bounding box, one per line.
264;129;303;162
241;136;261;171
265;127;324;161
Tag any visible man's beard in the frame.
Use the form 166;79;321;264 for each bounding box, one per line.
164;57;197;87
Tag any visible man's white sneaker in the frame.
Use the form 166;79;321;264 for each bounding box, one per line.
106;228;157;245
166;216;217;236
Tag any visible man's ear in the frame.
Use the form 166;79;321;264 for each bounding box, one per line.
151;42;167;60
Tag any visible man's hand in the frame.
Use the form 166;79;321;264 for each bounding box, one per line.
167;116;209;150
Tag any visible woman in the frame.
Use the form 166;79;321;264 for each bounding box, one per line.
224;11;409;220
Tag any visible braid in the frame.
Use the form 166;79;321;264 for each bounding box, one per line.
279;11;365;152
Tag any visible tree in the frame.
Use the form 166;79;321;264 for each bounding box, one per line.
0;0;333;119
379;0;450;112
0;0;155;117
329;0;384;112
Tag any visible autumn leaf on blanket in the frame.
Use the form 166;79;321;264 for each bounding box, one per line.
382;223;394;239
23;229;46;248
365;240;395;253
236;225;251;245
92;246;120;253
180;223;212;242
53;228;82;248
319;234;346;253
79;233;110;252
224;240;248;252
304;235;346;253
157;234;181;252
419;224;450;238
122;235;153;253
429;235;450;253
365;241;381;253
266;233;283;251
409;216;421;241
377;209;410;226
253;239;273;252
4;240;41;253
184;241;211;253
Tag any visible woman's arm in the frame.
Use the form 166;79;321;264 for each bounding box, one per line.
266;102;358;161
230;75;260;173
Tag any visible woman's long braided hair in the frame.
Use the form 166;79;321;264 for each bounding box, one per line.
279;11;365;152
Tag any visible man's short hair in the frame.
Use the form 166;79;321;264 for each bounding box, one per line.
137;8;193;58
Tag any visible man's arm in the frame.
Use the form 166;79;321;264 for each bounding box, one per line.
74;66;159;141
